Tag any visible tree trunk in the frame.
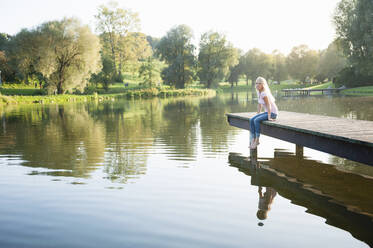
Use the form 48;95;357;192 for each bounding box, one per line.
57;67;65;94
251;77;256;97
57;79;64;94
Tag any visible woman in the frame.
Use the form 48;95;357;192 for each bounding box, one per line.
249;77;278;149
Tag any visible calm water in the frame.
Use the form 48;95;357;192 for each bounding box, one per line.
1;93;373;248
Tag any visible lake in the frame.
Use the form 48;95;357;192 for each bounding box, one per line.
1;93;373;248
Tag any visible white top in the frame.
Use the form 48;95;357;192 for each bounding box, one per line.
258;91;278;115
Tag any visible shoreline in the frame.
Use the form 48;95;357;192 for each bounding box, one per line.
0;88;216;106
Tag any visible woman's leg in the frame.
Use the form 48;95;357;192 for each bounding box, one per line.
254;112;268;138
249;114;260;145
254;113;268;138
252;112;268;148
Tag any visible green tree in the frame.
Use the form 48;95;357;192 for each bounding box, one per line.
270;50;288;83
95;1;140;78
286;45;319;83
0;33;14;82
156;25;196;89
146;36;160;52
42;18;101;94
316;41;347;82
138;57;161;87
240;48;271;91
90;53;115;91
0;33;11;51
197;31;239;88
6;29;41;84
8;18;101;94
227;64;241;88
118;32;152;77
334;0;373;83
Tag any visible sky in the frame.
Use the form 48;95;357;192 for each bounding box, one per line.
0;0;341;55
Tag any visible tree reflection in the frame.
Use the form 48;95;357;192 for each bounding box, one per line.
0;104;105;178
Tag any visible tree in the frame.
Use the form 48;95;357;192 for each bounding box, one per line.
138;57;161;87
8;18;101;94
270;50;288;83
227;64;241;88
197;31;239;88
240;48;271;91
0;33;11;51
0;33;15;82
156;25;196;89
90;53;115;91
316;41;347;82
6;29;40;84
146;35;160;52
95;1;140;78
334;0;373;83
286;45;319;83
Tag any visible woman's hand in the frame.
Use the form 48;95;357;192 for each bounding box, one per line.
268;117;276;121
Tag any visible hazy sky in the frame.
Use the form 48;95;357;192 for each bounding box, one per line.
0;0;340;54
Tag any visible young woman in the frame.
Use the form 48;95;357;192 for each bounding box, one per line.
249;77;278;149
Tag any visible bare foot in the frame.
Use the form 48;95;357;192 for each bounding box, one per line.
250;139;260;149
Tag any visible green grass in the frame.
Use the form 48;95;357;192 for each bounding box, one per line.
341;86;373;96
0;83;44;96
305;82;334;90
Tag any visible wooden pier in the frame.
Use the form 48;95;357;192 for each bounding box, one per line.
226;111;373;166
282;88;342;96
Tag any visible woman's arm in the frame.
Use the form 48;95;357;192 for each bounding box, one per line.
263;96;274;120
257;103;262;113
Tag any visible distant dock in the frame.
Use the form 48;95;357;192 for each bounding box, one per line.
282;88;342;96
226;111;373;166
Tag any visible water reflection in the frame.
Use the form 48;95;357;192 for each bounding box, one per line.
257;186;277;222
228;152;373;247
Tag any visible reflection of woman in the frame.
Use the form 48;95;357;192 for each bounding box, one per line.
257;186;277;220
250;77;278;149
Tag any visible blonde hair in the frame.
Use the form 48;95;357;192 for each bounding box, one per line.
256;76;275;102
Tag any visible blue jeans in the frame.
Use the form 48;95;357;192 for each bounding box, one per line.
249;112;277;143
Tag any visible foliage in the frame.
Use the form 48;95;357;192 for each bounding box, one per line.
95;1;143;78
334;0;373;75
316;41;347;82
270;50;288;83
7;18;101;94
156;25;196;89
333;0;373;86
117;32;152;74
334;66;373;87
227;64;241;88
197;31;239;88
286;44;319;83
146;36;160;52
239;48;271;90
0;33;11;51
90;54;115;91
138;57;161;87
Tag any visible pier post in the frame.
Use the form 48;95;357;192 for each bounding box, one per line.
250;148;257;166
296;145;304;158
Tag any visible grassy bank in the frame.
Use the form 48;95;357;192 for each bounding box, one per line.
0;87;216;106
341;86;373;96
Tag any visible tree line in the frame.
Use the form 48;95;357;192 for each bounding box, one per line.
0;0;371;95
